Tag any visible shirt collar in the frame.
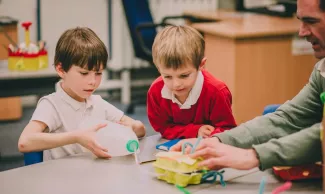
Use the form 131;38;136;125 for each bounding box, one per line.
161;71;204;109
55;81;93;111
317;58;325;78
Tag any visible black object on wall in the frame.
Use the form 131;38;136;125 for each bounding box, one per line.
235;0;297;18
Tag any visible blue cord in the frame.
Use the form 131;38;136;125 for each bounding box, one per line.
181;136;203;154
201;170;226;187
259;176;266;194
182;142;193;155
191;136;202;154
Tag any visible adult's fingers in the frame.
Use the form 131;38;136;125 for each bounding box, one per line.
190;141;208;152
206;125;215;132
170;139;196;151
198;158;225;170
190;147;218;159
193;138;220;152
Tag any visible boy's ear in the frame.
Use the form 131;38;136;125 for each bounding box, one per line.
199;57;207;70
55;63;65;78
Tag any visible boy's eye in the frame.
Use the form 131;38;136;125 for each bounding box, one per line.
164;76;171;79
96;72;102;75
80;72;88;75
180;74;190;78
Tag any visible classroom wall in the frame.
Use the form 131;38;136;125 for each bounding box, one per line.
1;0;110;106
1;0;219;106
0;0;38;45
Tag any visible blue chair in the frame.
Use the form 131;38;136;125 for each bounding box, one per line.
262;104;281;115
121;0;214;63
24;151;43;166
121;0;214;114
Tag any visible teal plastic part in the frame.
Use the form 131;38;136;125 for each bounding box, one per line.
126;140;139;153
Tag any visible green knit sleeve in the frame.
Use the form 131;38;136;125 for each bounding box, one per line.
215;62;323;150
253;123;322;170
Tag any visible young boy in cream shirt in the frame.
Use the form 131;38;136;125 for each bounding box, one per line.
19;27;145;160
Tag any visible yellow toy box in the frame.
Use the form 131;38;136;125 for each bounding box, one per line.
8;21;48;71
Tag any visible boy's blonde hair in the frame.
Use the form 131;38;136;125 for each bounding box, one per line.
152;25;205;69
54;27;108;72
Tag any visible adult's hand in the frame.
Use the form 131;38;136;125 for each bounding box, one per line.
191;142;259;170
170;137;220;152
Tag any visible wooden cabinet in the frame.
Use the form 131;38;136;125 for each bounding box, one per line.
0;20;22;120
186;10;318;123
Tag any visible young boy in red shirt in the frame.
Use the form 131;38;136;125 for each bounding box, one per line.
147;25;236;139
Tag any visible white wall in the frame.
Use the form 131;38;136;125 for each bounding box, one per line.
1;0;219;106
1;0;39;107
41;0;109;64
1;0;110;106
0;0;38;44
0;0;109;64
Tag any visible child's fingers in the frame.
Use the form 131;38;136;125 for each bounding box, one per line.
94;149;111;159
117;121;127;126
92;123;107;131
203;129;212;136
87;142;111;158
206;125;215;132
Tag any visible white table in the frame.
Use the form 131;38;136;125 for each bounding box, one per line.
0;135;322;194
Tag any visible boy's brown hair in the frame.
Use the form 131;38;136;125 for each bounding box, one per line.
152;25;205;70
54;27;108;72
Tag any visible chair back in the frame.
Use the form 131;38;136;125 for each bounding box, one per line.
122;0;156;61
24;151;43;166
262;104;281;115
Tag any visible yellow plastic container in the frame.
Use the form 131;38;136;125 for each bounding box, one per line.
153;152;206;187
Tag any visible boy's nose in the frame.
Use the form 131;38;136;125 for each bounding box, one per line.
172;80;181;88
88;76;96;86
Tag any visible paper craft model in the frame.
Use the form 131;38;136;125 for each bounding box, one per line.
8;21;48;71
273;163;322;181
273;93;325;181
153;151;206;187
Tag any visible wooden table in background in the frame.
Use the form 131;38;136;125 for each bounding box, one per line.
0;20;21;121
185;10;318;124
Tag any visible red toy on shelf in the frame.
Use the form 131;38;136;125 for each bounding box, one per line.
8;21;48;71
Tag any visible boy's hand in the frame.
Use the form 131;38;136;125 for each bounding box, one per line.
76;123;111;159
198;125;214;138
131;120;146;137
118;119;146;138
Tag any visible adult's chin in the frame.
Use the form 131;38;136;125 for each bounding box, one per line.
314;50;325;59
